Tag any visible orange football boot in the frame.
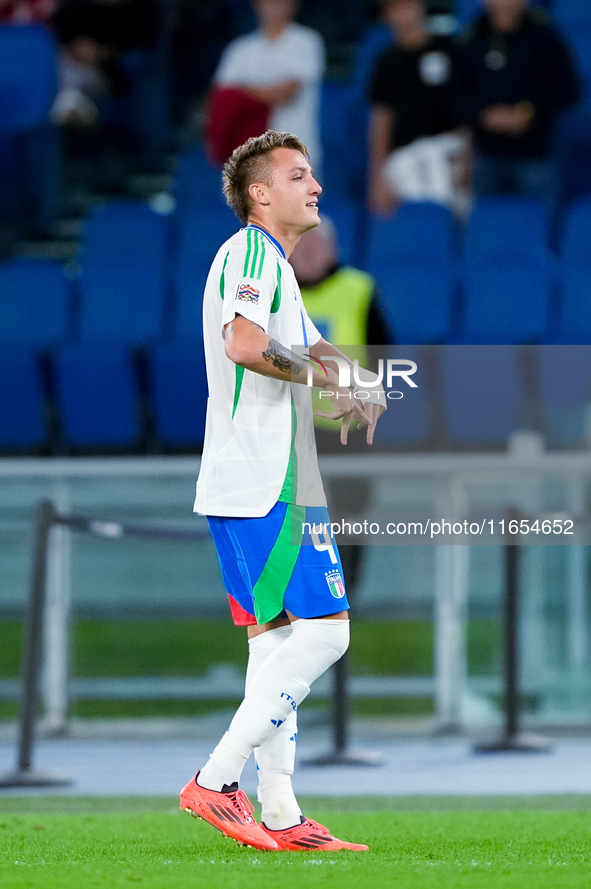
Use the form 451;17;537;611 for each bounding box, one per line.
180;773;280;851
262;817;369;852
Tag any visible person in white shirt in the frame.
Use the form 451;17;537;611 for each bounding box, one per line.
213;0;325;169
180;130;384;853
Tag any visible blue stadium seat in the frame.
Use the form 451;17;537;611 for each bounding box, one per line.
373;346;432;448
319;195;365;268
55;342;142;449
172;146;224;207
555;103;591;204
552;0;591;91
440;345;525;447
537;344;591;447
558;197;591;340
350;23;393;98
367;202;456;343
454;0;543;29
78;200;170;345
150;341;208;449
553;0;590;25
464;196;549;259
454;0;484;27
172;201;237;339
557;23;591;89
0;259;71;348
0;25;59;233
0;345;46;450
320;80;364;201
460;197;552;343
101;0;173;159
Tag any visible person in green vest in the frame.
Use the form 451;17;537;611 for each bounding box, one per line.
290;217;391;381
290;218;391;588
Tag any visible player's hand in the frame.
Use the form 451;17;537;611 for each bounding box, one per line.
355;401;385;446
335;398;385;446
315;373;372;444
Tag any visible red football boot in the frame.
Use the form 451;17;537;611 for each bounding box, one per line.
180;773;280;851
262;817;369;851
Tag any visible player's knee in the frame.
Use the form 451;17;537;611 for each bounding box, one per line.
291;617;350;663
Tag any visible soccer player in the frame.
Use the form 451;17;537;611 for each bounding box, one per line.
180;131;384;852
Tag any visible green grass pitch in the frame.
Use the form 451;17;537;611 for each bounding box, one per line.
1;796;591;889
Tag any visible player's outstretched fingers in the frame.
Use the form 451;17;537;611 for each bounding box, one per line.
340;411;354;445
357;403;385;445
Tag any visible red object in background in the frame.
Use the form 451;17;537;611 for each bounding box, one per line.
0;0;56;24
205;86;270;167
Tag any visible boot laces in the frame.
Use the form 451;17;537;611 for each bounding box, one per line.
227;789;255;823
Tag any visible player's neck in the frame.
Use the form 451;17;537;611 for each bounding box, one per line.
246;217;300;259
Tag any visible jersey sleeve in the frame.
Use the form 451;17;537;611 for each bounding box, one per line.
302;306;322;347
220;230;277;333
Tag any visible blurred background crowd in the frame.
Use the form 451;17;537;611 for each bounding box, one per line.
1;0;591;456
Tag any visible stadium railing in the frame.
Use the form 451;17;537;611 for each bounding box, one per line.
0;450;589;759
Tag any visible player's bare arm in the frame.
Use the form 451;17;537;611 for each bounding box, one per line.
309;337;385;446
224;314;373;435
262;338;307;376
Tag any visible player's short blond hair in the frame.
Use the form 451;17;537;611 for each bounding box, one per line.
222;130;309;225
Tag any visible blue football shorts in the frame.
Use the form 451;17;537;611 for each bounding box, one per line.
207;502;350;626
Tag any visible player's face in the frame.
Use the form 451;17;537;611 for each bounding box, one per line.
265;148;322;234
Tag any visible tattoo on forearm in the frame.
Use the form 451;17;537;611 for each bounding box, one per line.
262;339;306;375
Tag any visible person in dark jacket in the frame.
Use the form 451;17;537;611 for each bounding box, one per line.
450;0;581;209
367;0;469;217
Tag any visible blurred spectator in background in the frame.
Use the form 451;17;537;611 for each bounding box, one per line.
367;0;468;217
170;0;236;127
291;219;391;362
450;0;581;209
0;0;55;22
206;0;325;166
350;0;398;103
50;0;159;128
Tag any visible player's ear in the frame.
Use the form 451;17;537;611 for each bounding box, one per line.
248;182;270;207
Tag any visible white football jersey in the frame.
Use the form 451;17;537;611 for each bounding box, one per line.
194;224;327;517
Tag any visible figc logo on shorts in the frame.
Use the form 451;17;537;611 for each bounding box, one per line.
325;570;345;599
237;283;260;304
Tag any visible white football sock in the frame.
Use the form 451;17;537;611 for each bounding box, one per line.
244;626;293;690
198;627;292;793
245;628;302;829
197;618;349;792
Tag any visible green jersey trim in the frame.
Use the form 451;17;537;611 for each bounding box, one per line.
270;262;282;314
243;228;266;280
252;503;306;624
278;394;298;504
219;251;230;299
232;365;245;419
